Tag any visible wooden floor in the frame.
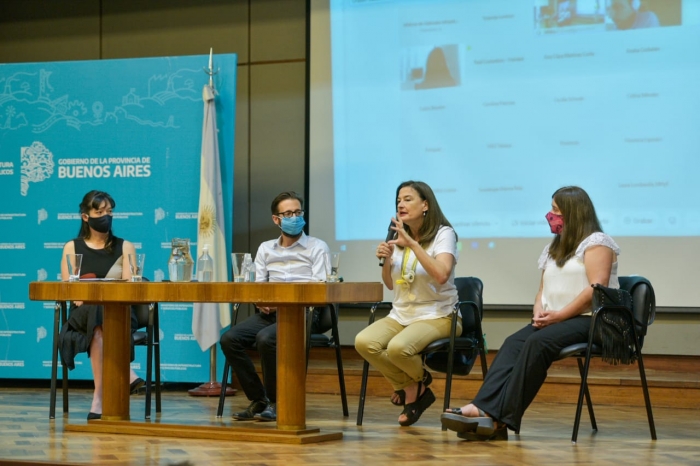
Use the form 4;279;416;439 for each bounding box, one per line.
1;386;700;465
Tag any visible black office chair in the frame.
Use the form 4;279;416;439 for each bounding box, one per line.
356;277;488;427
49;299;162;420
216;305;348;417
553;276;657;443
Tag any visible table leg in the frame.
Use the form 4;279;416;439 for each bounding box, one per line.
276;305;306;430
101;302;131;421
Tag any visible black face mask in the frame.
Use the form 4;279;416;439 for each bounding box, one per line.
87;215;113;233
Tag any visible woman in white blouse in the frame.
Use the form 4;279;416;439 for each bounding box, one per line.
441;186;619;441
356;180;460;427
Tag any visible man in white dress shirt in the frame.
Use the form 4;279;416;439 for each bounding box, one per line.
220;191;330;422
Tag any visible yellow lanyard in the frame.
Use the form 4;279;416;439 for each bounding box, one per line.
395;248;418;286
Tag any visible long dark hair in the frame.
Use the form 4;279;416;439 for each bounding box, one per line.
395;180;456;247
77;190;116;253
548;186;603;267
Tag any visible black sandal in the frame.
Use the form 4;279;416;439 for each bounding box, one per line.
391;389;406;406
392;370;432;406
444;404;488;417
440;413;478;433
398;383;436;427
422;369;433;387
441;406;493;433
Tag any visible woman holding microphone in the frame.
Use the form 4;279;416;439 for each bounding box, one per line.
355;180;460;426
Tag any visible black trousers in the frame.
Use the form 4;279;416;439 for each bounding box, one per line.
219;309;322;403
472;316;592;431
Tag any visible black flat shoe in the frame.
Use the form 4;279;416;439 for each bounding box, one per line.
457;424;508;441
87;412;101;420
398;387;435;427
130;377;145;394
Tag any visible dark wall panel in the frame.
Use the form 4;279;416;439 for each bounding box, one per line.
250;0;306;62
101;0;250;62
249;61;306;251
233;65;251;252
0;0;100;62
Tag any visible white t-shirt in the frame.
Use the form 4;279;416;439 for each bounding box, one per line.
388;225;458;325
538;232;620;314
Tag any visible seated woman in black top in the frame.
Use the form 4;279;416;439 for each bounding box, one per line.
59;190;143;420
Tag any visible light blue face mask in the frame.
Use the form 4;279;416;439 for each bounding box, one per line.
279;215;305;236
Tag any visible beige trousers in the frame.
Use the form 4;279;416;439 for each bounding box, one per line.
355;315;461;390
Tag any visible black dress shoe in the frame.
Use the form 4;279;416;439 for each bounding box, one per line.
254;403;276;422
232;399;269;421
130;377;145;394
87;412;102;420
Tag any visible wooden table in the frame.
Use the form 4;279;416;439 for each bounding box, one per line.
29;281;382;444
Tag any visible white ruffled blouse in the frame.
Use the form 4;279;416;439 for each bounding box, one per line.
537;232;620;314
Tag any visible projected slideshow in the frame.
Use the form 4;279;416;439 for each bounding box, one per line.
330;0;700;241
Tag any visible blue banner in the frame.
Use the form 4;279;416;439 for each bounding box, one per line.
0;54;237;382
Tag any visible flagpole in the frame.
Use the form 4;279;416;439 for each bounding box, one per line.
188;48;234;398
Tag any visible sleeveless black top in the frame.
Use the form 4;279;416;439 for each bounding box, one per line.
73;237;124;279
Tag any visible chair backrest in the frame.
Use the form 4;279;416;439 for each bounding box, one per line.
132;304;153;331
455;276;484;337
422;276;484;376
618;276;656;342
313;305;334;335
131;277;153;331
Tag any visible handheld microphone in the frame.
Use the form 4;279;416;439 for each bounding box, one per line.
378;220;395;267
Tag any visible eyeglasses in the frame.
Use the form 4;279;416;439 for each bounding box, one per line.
276;210;305;218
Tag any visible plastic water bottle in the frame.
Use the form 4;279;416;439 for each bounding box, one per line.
197;245;214;282
242;253;254;282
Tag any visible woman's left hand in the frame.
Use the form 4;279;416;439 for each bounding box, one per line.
388;217;416;249
532;310;564;329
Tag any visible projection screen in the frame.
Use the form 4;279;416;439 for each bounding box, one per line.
309;0;700;309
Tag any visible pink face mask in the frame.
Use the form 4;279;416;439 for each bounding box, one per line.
545;212;564;235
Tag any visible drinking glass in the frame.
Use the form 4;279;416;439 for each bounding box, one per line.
128;253;146;282
66;254;83;282
327;252;341;282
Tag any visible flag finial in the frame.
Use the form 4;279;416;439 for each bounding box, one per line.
204;48;218;88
